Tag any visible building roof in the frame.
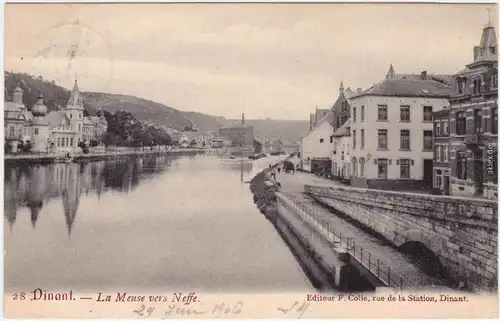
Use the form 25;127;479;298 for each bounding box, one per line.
343;88;357;100
4;102;20;112
333;118;351;137
316;111;334;126
469;24;497;66
356;79;453;98
46;111;70;128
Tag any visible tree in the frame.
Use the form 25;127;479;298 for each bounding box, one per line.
78;141;89;154
253;139;263;153
21;140;33;152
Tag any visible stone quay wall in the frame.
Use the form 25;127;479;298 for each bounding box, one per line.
305;184;498;292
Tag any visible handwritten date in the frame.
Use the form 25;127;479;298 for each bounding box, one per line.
133;301;243;318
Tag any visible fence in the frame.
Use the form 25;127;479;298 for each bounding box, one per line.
277;192;407;291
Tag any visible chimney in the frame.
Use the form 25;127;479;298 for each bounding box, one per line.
357;88;362;93
473;46;480;60
421;71;428;80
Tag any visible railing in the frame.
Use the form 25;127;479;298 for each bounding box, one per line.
277;192;406;291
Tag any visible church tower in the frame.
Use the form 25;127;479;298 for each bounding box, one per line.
65;78;85;142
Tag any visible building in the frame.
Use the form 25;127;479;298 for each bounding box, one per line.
218;124;255;147
331;119;351;181
332;82;356;132
299;111;335;173
444;22;498;199
309;108;331;131
211;135;232;148
432;108;451;194
161;126;182;144
4;80;108;154
179;131;212;148
349;65;453;190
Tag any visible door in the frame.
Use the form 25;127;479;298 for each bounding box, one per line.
423;159;433;187
474;150;484;195
443;174;450;195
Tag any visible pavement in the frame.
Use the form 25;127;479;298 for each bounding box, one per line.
275;171;443;289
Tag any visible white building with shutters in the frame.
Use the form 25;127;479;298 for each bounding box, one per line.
348;65;453;190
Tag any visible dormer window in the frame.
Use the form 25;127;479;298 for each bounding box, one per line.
457;79;465;94
472;78;482;95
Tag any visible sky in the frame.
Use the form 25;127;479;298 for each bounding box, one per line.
4;3;498;120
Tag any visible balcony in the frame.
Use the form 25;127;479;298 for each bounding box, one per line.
464;133;481;147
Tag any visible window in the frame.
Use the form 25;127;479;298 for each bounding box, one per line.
400;159;410;179
443;121;449;136
423;130;433;151
435;169;443;188
330;135;333;143
492;74;498;89
400;105;410;122
492;107;498;134
378;129;388;149
435;122;441;136
474;109;482;133
353;130;356;149
320;138;324;143
9;126;14;137
456;112;466;135
66;137;69;146
457;80;465;94
456;152;468;180
435;145;441;161
423;106;433;121
78;124;81;132
361;106;365;122
61;137;65;147
70;114;72;119
378;105;388;121
377;159;388;179
443;146;448;162
353;107;357;123
359;158;365;177
400;130;410;150
473;78;482;94
352;157;357;176
34;128;39;135
361;129;365;149
70;138;74;147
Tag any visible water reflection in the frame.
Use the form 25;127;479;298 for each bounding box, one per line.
4;155;173;234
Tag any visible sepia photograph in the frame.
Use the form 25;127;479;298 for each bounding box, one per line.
2;1;499;318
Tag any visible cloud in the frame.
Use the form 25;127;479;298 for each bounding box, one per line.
4;3;497;120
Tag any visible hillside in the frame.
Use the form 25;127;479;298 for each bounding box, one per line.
4;71;308;142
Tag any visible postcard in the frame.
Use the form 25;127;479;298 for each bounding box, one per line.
3;1;499;319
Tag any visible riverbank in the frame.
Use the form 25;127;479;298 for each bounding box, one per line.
4;148;204;165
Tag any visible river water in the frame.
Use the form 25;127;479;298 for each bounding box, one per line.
4;154;311;293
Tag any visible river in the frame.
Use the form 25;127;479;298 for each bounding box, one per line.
4;154;311;293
